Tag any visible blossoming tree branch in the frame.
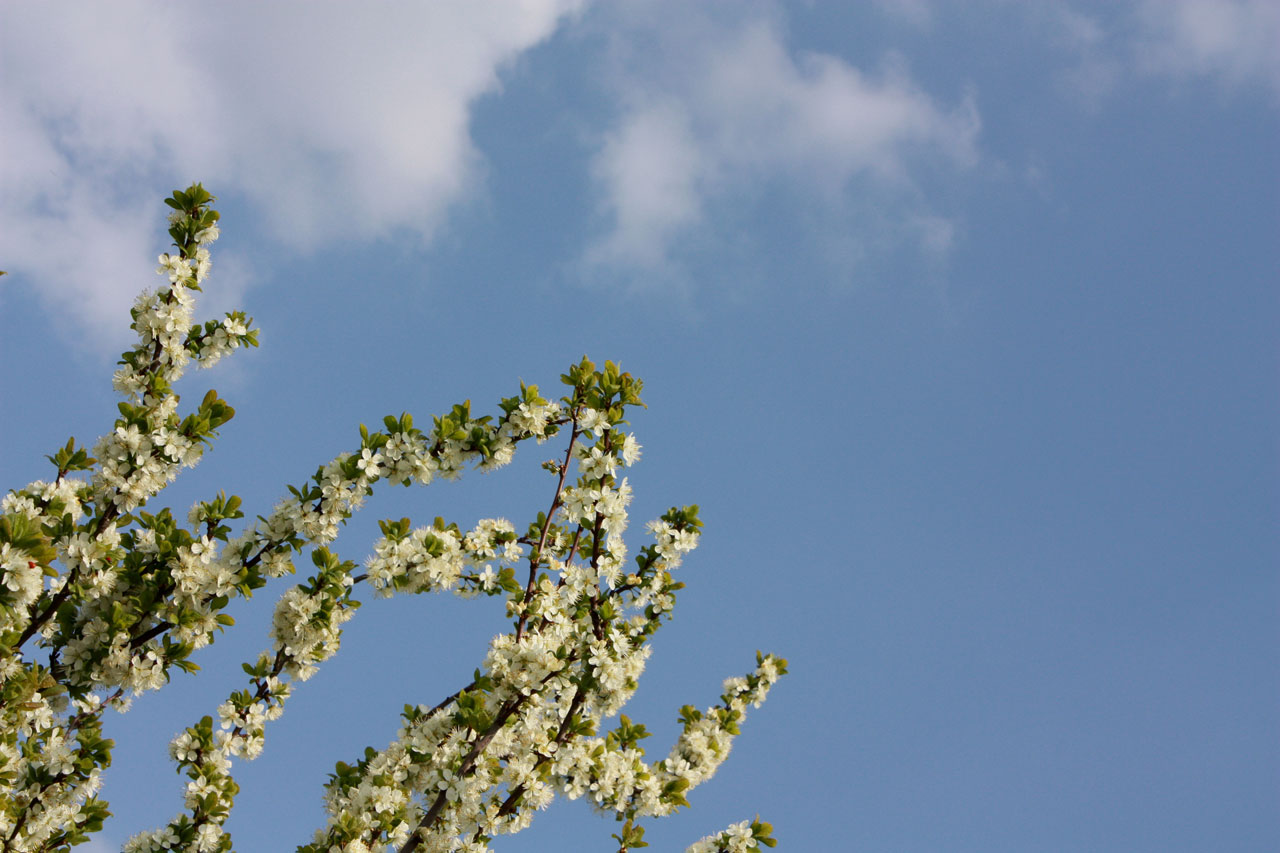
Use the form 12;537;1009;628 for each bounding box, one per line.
0;185;786;852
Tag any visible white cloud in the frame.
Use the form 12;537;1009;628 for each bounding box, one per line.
1133;0;1280;95
580;9;979;283
0;0;585;349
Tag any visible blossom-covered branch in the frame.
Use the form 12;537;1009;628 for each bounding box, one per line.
0;186;785;853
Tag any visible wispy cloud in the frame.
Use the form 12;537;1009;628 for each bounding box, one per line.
0;0;585;348
580;6;980;287
1039;4;1125;108
872;0;934;29
1133;0;1280;95
1029;0;1280;105
586;101;705;273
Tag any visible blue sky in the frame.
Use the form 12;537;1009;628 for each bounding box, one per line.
1;1;1276;850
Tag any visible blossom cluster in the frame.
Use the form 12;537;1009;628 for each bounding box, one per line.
685;817;778;853
0;186;785;853
0;185;249;850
